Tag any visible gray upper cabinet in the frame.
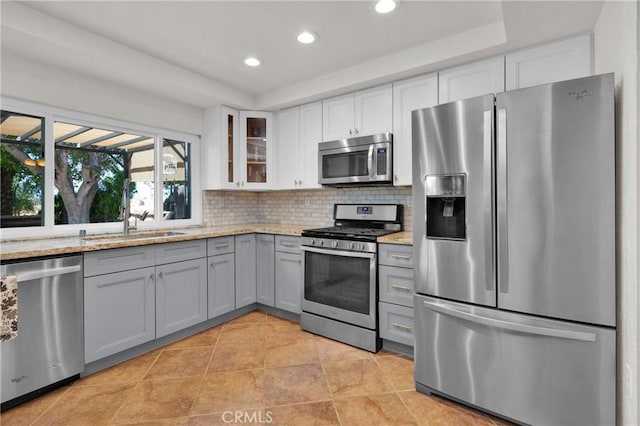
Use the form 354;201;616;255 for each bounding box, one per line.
256;234;275;307
155;258;208;338
208;252;236;318
235;234;257;308
275;236;302;314
84;266;156;363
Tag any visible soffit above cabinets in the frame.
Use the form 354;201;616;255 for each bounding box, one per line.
2;1;603;110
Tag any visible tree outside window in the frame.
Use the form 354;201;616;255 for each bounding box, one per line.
1;109;192;230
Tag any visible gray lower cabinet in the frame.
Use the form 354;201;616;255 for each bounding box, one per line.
156;258;208;338
235;234;257;308
275;236;302;314
256;234;275;306
84;240;208;363
378;243;415;347
84;266;156;363
207;252;236;318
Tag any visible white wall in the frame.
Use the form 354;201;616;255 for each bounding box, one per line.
594;1;639;424
1;52;203;136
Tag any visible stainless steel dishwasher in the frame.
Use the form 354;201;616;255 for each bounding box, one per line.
1;255;83;409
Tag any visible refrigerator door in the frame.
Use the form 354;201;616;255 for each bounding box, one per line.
412;94;495;306
496;73;615;326
414;294;616;426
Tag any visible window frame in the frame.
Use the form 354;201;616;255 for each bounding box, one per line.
0;97;201;239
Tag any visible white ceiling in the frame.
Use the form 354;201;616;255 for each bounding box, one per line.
1;1;604;110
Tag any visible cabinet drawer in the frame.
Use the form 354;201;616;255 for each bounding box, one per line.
379;265;414;307
207;236;235;256
275;235;301;254
84;246;155;277
379;302;414;347
155;239;207;265
378;244;414;268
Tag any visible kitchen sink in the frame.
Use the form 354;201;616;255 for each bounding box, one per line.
83;231;186;242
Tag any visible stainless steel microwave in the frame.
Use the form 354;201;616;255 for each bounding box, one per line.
318;133;393;186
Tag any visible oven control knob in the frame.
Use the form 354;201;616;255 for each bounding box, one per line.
348;242;355;249
310;239;316;245
318;240;324;246
331;241;338;248
359;244;365;250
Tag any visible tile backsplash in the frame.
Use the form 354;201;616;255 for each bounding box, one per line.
203;187;413;231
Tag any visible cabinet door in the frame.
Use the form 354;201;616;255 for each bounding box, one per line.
84;267;155;363
439;56;505;103
156;258;208;338
235;234;257;308
298;102;322;189
506;35;591;91
208;253;236;318
392;74;438;186
240;111;274;189
322;93;355;141
256;234;275;306
275;251;302;314
276;106;300;190
354;84;392;137
223;106;240;189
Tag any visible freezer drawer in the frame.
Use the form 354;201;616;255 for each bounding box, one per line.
414;294;615;426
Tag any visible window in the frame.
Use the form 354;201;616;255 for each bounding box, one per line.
53;121;155;225
0;111;45;228
162;139;191;220
0;101;199;234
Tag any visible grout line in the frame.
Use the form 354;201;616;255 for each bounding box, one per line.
25;384;72;426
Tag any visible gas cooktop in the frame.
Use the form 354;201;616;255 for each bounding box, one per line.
302;226;397;242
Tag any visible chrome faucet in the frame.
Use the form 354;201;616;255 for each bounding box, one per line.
120;178;136;235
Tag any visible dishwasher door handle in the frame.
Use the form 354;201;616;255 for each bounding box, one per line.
17;265;82;282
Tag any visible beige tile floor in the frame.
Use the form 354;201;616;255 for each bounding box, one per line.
1;311;511;425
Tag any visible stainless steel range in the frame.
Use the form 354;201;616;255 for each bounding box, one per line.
300;204;402;352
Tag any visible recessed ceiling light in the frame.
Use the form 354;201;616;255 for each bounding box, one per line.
297;31;317;44
375;0;396;14
243;56;262;67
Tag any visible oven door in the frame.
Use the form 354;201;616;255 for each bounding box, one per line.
301;246;377;329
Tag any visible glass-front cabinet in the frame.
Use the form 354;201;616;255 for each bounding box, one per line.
238;111;273;189
214;108;273;189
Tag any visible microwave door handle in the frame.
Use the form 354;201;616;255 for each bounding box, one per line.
367;144;375;178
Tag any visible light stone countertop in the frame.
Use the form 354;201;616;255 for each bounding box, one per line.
0;224;307;261
377;231;413;245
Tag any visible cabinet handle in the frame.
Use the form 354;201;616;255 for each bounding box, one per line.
391;284;411;291
210;262;215;269
391;322;412;331
158;271;164;280
298;259;302;265
349;129;353;136
394;174;398;182
391;254;411;260
241;181;245;187
215;244;230;249
355;128;359;135
281;242;295;248
236;181;240;187
149;272;155;280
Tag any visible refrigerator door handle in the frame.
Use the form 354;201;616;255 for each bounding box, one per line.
497;107;509;294
483;109;494;291
422;300;597;342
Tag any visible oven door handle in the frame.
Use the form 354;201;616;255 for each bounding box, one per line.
301;245;376;259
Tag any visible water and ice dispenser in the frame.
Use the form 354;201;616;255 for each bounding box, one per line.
425;174;466;240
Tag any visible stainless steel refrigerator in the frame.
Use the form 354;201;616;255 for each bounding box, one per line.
411;73;616;426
